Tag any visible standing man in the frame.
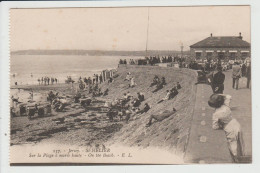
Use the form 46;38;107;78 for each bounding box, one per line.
93;74;96;84
95;74;99;84
99;74;103;84
212;66;225;94
241;63;247;77
246;62;251;89
47;77;50;85
232;62;241;90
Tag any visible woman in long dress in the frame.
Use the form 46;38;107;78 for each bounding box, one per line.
208;94;245;162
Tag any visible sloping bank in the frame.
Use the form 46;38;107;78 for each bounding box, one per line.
103;65;197;158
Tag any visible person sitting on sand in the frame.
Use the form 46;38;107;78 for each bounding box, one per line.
121;93;130;106
129;77;137;88
74;91;82;103
136;103;151;114
52;98;67;112
176;82;182;89
124;108;132;123
123;93;128;100
103;88;109;96
47;90;56;103
169;87;179;99
126;91;132;99
157;90;171;103
137;92;145;102
161;77;167;86
146;107;177;127
150;75;160;87
125;72;132;81
106;108;118;122
11;95;19;108
132;98;141;108
152;77;166;93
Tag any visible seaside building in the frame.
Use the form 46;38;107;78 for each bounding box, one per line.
190;33;250;61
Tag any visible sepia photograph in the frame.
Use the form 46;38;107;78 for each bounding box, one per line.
9;6;251;164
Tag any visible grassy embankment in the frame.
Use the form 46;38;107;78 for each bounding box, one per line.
104;65;197;155
11;65;197;156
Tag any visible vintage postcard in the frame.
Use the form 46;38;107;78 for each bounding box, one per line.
9;6;251;165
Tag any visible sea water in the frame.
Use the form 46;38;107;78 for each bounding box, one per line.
10;55;142;86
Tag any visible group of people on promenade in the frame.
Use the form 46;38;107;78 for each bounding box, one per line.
204;60;251;162
119;55;185;66
209;61;251;94
196;58;251;93
37;77;58;85
232;61;251;90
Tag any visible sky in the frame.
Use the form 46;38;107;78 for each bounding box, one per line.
10;6;250;51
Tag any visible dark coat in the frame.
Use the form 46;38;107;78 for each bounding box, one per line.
212;71;225;94
212;71;225;85
246;65;251;79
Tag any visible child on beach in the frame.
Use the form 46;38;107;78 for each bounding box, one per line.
29;91;34;101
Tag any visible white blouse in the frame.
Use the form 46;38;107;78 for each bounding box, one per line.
212;95;232;130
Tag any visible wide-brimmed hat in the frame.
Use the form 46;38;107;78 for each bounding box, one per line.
208;94;225;108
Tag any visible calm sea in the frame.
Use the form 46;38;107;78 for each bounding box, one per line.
10;55;142;86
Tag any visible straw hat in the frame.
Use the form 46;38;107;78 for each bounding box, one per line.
208;94;225;108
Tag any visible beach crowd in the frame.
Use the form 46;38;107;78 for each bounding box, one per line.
11;53;251;163
101;72;182;127
37;77;59;85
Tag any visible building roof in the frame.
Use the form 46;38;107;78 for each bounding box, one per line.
190;36;250;48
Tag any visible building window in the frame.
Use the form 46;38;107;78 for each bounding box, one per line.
241;52;248;59
206;52;213;61
206;52;213;57
196;52;202;59
230;52;236;60
218;52;225;60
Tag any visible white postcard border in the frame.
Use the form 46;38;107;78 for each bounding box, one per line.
1;0;260;173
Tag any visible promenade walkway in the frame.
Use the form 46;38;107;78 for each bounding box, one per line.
184;70;251;163
223;71;252;157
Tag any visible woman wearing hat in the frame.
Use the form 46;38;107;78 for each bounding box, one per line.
208;94;245;162
212;65;225;94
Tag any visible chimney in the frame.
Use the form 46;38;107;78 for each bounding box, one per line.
210;33;213;37
238;32;243;39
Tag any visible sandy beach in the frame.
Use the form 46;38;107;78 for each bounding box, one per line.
10;65;197;156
